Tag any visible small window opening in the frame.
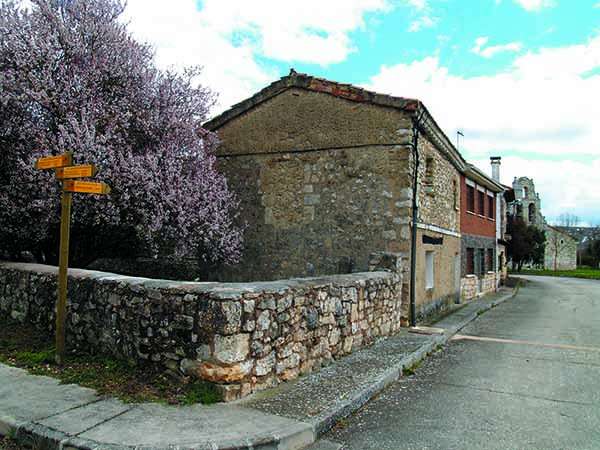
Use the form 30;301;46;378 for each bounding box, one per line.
488;195;494;219
467;186;475;212
425;251;435;289
466;248;475;274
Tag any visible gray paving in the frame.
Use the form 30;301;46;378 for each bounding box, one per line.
0;364;99;431
323;276;600;449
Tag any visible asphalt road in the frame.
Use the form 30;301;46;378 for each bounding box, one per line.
323;276;600;450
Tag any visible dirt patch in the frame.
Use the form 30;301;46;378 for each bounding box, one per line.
0;436;24;450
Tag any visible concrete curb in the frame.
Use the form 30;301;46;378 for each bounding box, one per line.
1;417;315;450
0;403;315;450
0;287;518;450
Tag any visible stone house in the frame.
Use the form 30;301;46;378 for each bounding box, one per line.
459;162;505;300
205;71;469;325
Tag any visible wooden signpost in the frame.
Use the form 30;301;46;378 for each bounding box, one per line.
35;153;110;364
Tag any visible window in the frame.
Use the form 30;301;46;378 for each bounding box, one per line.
425;157;434;179
466;248;475;274
453;180;458;210
528;203;536;223
478;190;485;215
488;195;494;219
487;249;494;272
467;185;475;212
424;157;435;195
478;248;485;275
523;186;529;198
425;251;435;289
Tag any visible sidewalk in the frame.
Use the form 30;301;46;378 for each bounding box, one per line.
0;287;517;450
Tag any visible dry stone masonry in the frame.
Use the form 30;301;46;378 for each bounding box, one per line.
460;272;497;301
0;255;404;401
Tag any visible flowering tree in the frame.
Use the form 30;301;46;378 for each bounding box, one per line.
0;0;242;268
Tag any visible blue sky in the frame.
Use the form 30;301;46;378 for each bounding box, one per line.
123;0;600;225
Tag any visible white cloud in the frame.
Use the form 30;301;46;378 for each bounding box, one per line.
403;0;437;32
123;0;390;112
366;36;600;222
513;0;556;11
123;1;275;113
472;36;523;58
405;0;428;10
189;0;389;65
409;15;437;32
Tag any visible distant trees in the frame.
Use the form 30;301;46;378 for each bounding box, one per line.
0;0;243;270
580;239;600;268
557;213;580;227
507;217;546;271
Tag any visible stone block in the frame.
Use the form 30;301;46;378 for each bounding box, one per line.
255;351;276;376
198;360;253;383
257;310;271;330
220;301;242;334
213;334;250;364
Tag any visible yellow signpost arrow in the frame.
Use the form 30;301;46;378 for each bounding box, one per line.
34;153;73;170
35;153;110;365
64;180;111;195
56;164;97;180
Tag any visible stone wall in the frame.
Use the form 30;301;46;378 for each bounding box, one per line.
544;226;577;270
213;88;414;282
460;272;497;301
415;133;461;233
460;275;478;300
0;256;404;401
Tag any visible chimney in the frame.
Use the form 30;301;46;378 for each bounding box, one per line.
490;156;501;182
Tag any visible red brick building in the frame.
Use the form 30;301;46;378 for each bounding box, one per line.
460;165;504;300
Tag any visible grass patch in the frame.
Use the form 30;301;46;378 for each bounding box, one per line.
510;268;600;280
180;380;221;406
0;319;221;405
402;360;422;376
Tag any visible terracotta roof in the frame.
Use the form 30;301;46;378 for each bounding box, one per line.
204;69;421;131
204;70;499;176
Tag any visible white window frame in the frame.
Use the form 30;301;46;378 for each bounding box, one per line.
425;251;435;290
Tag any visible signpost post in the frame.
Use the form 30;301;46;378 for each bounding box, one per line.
34;153;110;364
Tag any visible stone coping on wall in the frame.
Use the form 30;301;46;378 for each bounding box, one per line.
0;257;405;401
0;261;393;298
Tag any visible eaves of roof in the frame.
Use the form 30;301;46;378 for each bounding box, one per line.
465;164;505;193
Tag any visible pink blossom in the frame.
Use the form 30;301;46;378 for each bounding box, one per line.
0;0;243;267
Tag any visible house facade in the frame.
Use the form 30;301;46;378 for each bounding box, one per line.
205;71;467;325
459;164;504;300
